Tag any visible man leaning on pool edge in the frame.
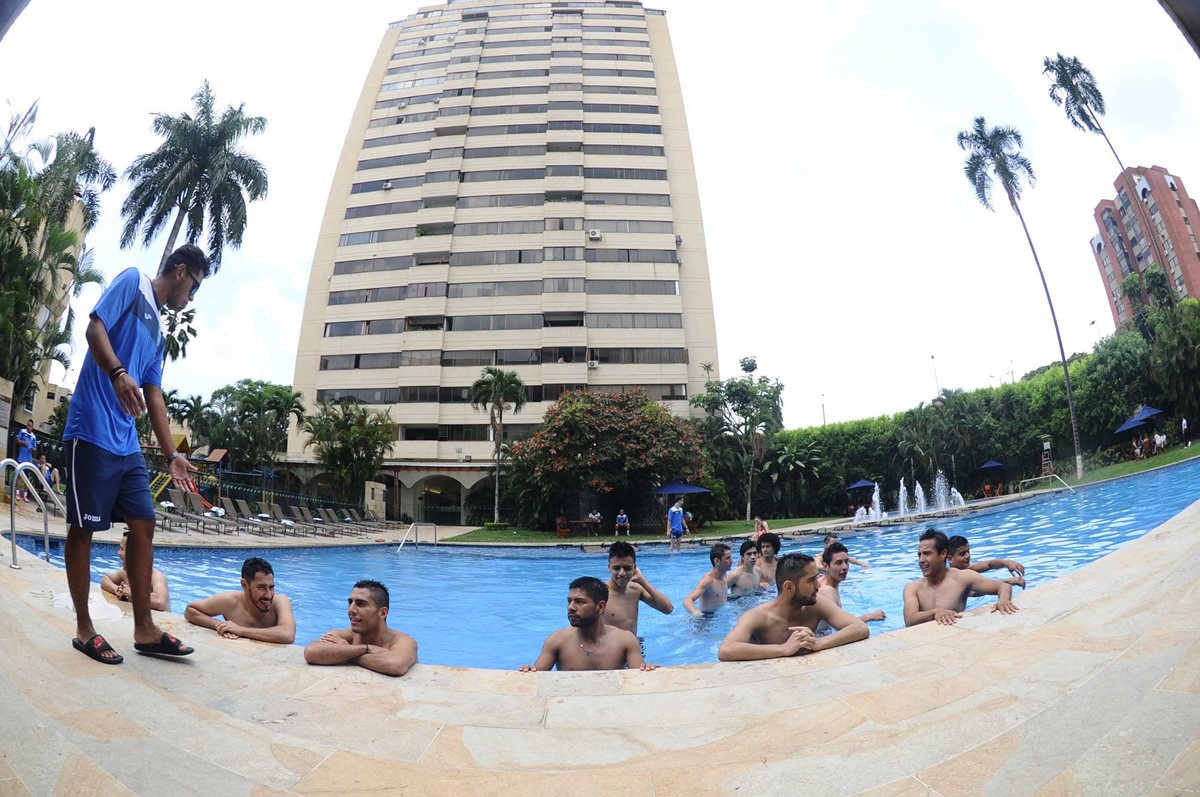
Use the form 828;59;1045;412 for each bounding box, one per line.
304;580;418;677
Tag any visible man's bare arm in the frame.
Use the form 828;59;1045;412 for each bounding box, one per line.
634;571;674;615
184;592;238;631
812;598;869;651
970;558;1025;576
232;595;297;644
100;571;125;598
304;630;366;665
86;316;145;418
682;575;710;616
149;569;170;612
903;581;950;626
624;632;651;669
964;570;1018;614
520;633;561;672
719;612;812;661
849;555;871;569
358;632;418;677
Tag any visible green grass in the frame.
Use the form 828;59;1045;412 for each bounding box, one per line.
1064;444;1200;487
449;516;840;544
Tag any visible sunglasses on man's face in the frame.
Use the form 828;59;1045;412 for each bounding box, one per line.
186;272;201;299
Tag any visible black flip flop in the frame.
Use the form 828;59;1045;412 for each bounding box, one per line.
133;632;194;659
72;634;124;665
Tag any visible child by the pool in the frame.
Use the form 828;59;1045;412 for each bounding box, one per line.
718;553;868;661
903;529;1018;626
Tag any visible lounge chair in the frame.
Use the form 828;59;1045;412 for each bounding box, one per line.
180;491;242;535
219;498;277;536
347;509;389;532
270;503;317;536
320;507;370;537
234;498;294;536
362;508;403;529
167;488;228;535
302;506;358;536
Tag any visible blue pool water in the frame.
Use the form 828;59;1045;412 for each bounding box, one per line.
15;457;1200;669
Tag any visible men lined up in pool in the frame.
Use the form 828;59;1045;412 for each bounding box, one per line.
718;553;869;661
184;557;296;644
903;529;1018;627
818;533;870;571
304;580;418;677
755;533;782;586
727;539;763;597
684;543;732;616
521;576;656;672
819;542;886;623
101;531;171;612
604;541;674;636
946;535;1026;588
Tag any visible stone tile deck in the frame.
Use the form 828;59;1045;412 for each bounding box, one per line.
1;499;1198;795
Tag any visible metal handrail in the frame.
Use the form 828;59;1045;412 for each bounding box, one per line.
1017;473;1076;494
396;523;418;551
1;458;17;566
13;463;54;563
396;521;439;550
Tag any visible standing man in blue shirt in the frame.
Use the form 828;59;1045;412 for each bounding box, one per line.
64;245;208;664
666;499;688;552
14;419;37;502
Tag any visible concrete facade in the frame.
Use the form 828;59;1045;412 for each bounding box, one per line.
1090;165;1200;327
287;0;720;523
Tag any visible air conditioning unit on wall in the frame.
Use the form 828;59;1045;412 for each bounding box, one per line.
587;229;603;241
587;360;599;369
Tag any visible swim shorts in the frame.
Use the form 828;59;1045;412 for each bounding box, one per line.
670;529;685;539
65;439;154;532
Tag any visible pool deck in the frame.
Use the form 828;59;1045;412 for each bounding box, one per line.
1;496;1199;795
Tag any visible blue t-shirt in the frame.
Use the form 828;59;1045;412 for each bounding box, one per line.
15;428;36;463
668;506;685;532
616;513;629;525
64;268;165;456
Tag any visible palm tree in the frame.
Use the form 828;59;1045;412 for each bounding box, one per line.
303;401;395;503
177;394;211;447
469;367;527;523
1043;54;1170;304
120;80;268;269
957;116;1084;479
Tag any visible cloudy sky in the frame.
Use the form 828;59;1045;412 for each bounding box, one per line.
2;0;1198;428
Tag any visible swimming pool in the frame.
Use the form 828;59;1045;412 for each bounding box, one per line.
16;456;1200;669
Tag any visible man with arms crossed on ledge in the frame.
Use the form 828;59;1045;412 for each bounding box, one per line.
684;543;732;615
521;576;656;672
185;557;296;643
904;529;1018;626
604;542;673;639
719;553;868;661
65;246;210;664
947;534;1026;588
101;531;171;611
304;580;417;676
727;539;763;597
819;541;885;623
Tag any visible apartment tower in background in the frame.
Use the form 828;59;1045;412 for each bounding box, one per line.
288;0;719;523
1090;165;1200;327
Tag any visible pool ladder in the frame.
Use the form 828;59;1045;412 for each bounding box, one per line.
396;522;438;551
2;458;66;569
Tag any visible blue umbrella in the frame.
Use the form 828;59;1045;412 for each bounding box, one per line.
653;481;711;495
845;479;876;490
1114;418;1148;435
1131;405;1164;422
978;460;1005;470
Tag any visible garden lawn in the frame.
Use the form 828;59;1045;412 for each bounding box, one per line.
1066;444;1200;487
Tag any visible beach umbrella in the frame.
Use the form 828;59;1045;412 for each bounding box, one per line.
1131;405;1164;422
653;481;711;495
978;460;1005;470
845;479;876;491
1114;418;1148;435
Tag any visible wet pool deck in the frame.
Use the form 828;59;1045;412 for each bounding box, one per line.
0;493;1198;795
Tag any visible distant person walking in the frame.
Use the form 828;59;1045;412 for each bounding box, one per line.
64;245;209;665
665;499;688;552
14;419;37;502
1184;417;1191;448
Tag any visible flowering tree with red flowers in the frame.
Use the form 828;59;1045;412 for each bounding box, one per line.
507;388;707;525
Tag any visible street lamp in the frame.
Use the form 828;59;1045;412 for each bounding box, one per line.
930;354;941;396
821;393;826;426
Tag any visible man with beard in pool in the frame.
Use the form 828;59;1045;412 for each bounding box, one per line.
718;553;868;661
903;529;1018;626
185;557;296;643
521;577;657;672
304;580;417;676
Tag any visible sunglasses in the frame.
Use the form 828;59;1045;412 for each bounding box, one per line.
186;272;201;299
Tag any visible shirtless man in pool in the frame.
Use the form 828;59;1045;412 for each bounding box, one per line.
604;541;674;636
903;529;1018;626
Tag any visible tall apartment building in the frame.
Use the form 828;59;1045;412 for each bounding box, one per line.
1090;165;1200;327
287;0;719;523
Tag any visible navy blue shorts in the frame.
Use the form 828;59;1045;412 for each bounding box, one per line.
65;439;154;532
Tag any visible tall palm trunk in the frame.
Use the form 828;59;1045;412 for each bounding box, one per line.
744;453;753;521
1009;194;1084;479
492;406;504;523
1088;112;1173;307
159;195;191;268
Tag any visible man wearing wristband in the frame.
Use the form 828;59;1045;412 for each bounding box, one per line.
63;245;209;664
304;580;418;677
